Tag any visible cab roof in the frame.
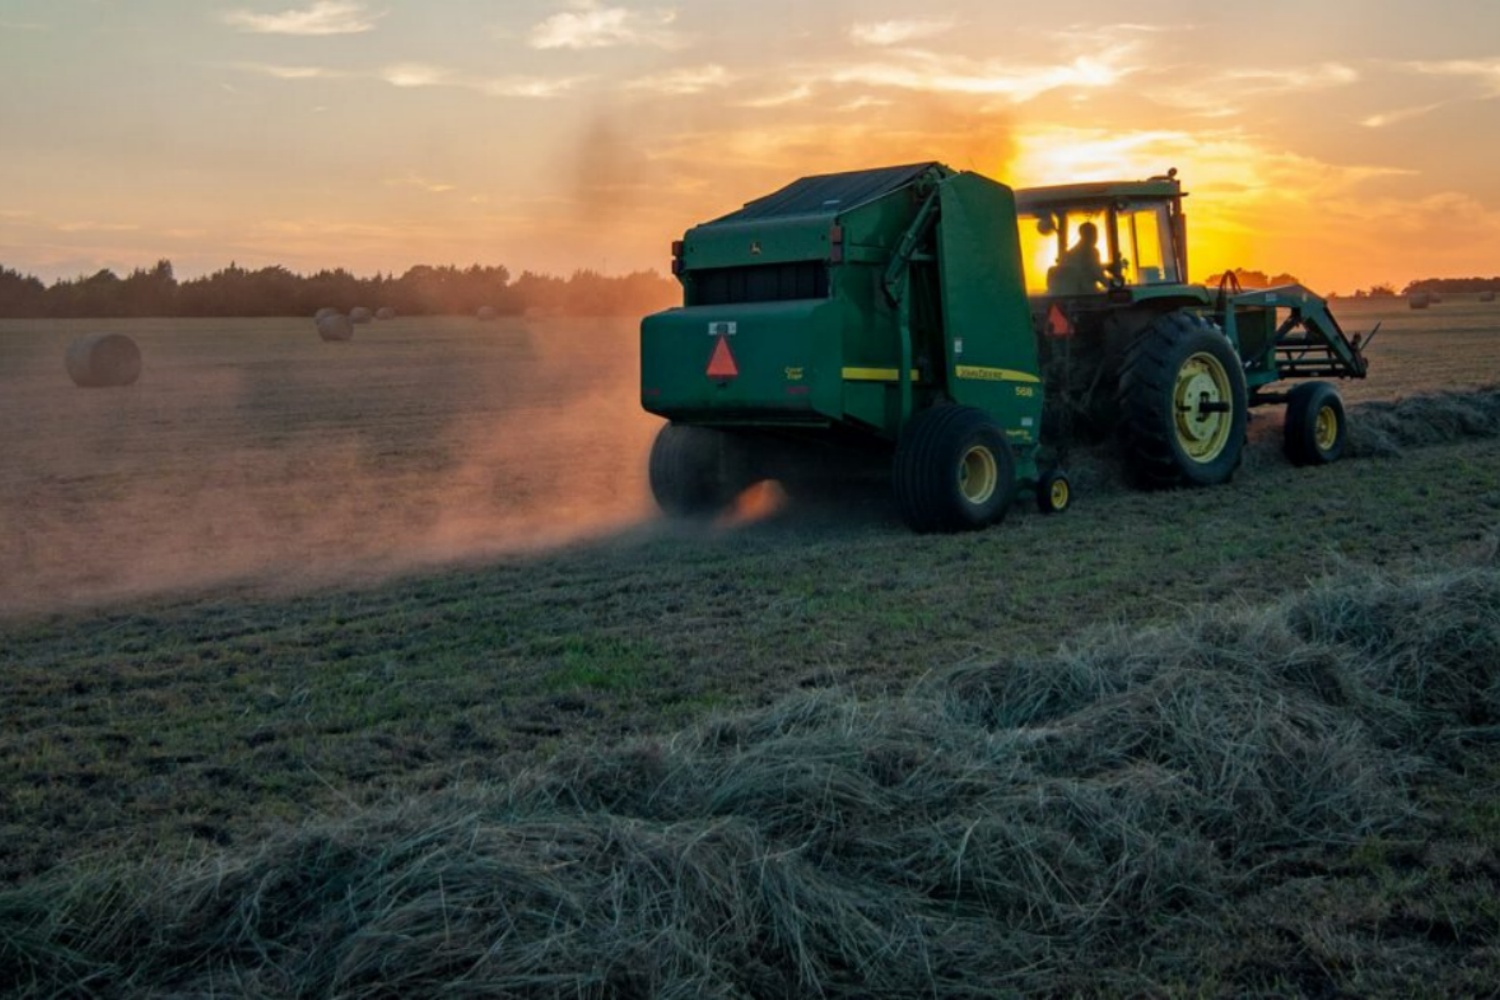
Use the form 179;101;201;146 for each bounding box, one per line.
1016;176;1184;211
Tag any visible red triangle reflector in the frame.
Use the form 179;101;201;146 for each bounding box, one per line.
1047;302;1073;337
706;335;738;379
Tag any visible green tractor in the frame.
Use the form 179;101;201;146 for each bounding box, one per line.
639;163;1370;532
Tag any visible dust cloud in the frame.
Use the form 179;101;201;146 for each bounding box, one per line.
0;316;664;617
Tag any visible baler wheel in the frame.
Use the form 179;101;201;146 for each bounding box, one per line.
648;423;752;517
892;405;1015;533
1037;469;1072;514
1117;311;1247;490
1283;381;1347;466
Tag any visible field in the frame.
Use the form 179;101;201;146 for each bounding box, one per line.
3;297;1500;996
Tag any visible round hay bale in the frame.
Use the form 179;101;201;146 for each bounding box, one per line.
1409;293;1431;310
376;306;396;321
65;333;142;388
1480;291;1496;303
316;313;354;342
476;305;498;321
315;306;339;321
349;306;374;324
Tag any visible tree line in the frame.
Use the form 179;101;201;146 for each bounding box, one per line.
0;260;680;319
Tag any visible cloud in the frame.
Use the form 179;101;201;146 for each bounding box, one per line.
1405;57;1500;95
236;62;351;80
1150;61;1358;117
222;1;378;36
227;58;578;98
529;2;683;50
627;64;731;95
1221;62;1359;94
1361;102;1448;128
55;222;142;234
380;63;583;99
849;19;956;47
823;47;1136;103
386;174;457;195
382;63;456;88
737;85;816;109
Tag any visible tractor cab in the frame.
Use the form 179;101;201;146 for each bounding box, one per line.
1015;171;1188;298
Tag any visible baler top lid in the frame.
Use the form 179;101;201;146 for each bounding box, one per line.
709;161;944;224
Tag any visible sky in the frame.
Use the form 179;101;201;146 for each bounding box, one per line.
3;0;1500;293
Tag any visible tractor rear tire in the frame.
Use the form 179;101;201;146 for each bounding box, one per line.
1283;381;1347;466
1117;311;1247;490
892;405;1016;533
648;423;753;518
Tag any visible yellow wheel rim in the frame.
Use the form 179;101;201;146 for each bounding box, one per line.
958;445;998;505
1173;351;1234;462
1049;478;1070;510
1314;404;1339;451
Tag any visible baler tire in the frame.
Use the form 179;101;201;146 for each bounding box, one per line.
648;423;752;518
892;405;1016;533
1117;311;1247;490
1283;381;1347;466
1037;469;1072;514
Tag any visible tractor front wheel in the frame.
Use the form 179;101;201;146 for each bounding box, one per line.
1117;311;1247;490
892;405;1016;533
1283;381;1347;466
648;423;753;518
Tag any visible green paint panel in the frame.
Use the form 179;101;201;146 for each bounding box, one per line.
935;173;1044;450
640;301;843;423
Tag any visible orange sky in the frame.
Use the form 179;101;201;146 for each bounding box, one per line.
4;2;1500;294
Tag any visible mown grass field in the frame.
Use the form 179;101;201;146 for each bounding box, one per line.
3;296;1500;996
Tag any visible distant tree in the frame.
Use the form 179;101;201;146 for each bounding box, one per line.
0;259;675;318
1203;267;1303;290
0;265;47;318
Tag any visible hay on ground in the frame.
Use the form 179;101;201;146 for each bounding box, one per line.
1348;386;1500;456
315;313;354;342
476;305;497;321
64;333;142;388
349;306;373;324
375;306;396;321
8;562;1497;997
1480;291;1496;303
1409;292;1431;309
314;306;339;321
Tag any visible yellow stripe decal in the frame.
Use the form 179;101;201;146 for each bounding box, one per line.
955;365;1042;384
842;367;921;382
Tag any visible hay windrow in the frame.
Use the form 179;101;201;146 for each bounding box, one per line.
63;333;142;388
1346;385;1500;456
4;562;1497;996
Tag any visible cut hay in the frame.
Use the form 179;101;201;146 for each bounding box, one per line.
5;561;1497;997
64;333;142;388
315;313;353;342
375;306;396;321
1347;385;1500;456
1409;292;1431;309
349;306;373;324
476;305;498;321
